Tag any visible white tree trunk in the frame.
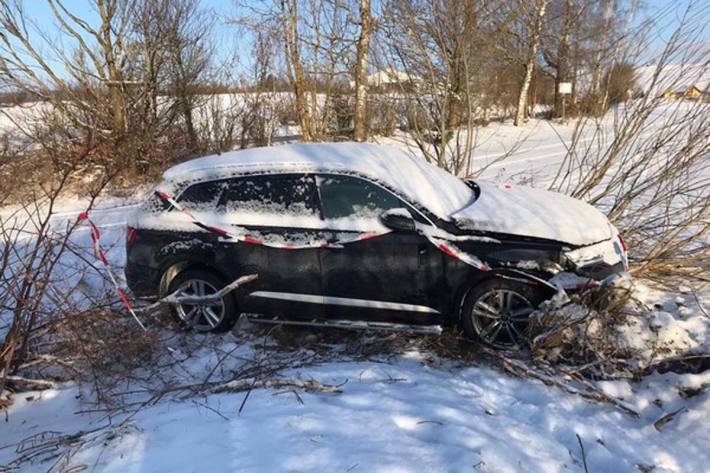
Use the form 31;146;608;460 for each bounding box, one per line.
281;0;313;141
514;0;549;127
353;0;372;142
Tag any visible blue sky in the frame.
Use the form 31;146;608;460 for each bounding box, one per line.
24;0;247;77
21;0;709;77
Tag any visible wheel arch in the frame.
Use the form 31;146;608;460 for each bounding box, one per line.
159;260;229;296
453;268;558;323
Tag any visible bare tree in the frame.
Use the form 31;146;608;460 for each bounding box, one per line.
541;0;590;118
161;0;215;153
0;0;136;141
512;0;550;126
237;0;354;142
381;0;484;174
549;2;710;275
0;0;219;174
280;0;315;140
353;0;373;141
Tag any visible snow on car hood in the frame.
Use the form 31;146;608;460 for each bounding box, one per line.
452;181;614;246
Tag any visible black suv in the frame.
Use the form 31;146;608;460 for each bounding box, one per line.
126;143;628;347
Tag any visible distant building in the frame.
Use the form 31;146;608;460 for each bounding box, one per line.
661;85;704;100
636;64;709;101
349;68;420;89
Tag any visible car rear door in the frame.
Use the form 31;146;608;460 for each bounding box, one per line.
315;174;445;324
212;173;326;319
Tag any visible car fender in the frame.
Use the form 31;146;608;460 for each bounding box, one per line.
156;240;222;296
456;267;559;322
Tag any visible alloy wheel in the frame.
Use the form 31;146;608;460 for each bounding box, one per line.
174;279;225;332
470;289;534;348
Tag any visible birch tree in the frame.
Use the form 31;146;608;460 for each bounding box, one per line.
353;0;373;142
513;0;549;126
239;0;353;142
280;0;314;141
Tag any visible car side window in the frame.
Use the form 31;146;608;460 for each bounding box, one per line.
176;173;319;228
177;180;227;210
317;174;404;220
219;174;319;218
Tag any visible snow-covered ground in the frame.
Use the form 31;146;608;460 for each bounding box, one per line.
1;110;709;472
2;338;709;473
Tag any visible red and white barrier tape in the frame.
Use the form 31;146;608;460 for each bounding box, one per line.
156;190;390;250
155;190;490;271
430;237;491;271
78;211;148;332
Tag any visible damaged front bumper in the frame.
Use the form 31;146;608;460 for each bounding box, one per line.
548;270;632;293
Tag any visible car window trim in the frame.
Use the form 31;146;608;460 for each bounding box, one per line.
172;170;437;231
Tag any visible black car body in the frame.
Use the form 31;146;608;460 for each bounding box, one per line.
126;143;628;346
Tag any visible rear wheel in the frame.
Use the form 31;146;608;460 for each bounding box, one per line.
168;269;238;332
461;278;544;348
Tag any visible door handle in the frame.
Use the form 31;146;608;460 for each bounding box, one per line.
418;243;428;265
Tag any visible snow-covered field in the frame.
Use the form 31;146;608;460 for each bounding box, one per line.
1;110;709;472
2;340;709;473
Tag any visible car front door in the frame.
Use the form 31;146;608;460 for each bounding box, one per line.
315;174;445;325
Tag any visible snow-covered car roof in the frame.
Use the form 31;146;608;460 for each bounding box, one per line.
162;142;476;218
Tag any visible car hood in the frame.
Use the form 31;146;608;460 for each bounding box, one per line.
451;181;614;246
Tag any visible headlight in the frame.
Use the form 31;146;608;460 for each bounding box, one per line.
564;239;622;268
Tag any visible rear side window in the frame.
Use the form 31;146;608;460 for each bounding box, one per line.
220;174;319;217
177;180;227;209
143;191;172;213
176;174;319;219
317;175;403;220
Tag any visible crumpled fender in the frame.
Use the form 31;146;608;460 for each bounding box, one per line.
488;267;560;296
456;267;561;322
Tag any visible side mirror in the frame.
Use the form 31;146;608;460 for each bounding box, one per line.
380;208;416;232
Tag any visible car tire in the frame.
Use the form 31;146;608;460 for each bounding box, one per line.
461;278;546;349
167;269;238;333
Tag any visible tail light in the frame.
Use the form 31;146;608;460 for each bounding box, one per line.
126;226;139;246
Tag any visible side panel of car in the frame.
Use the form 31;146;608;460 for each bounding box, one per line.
318;233;447;323
220;236;324;319
127;171;506;326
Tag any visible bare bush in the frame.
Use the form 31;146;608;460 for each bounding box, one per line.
549;4;710;277
379;0;484;174
528;285;637;377
0;142;112;402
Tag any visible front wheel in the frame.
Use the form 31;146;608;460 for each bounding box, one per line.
461;279;545;348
